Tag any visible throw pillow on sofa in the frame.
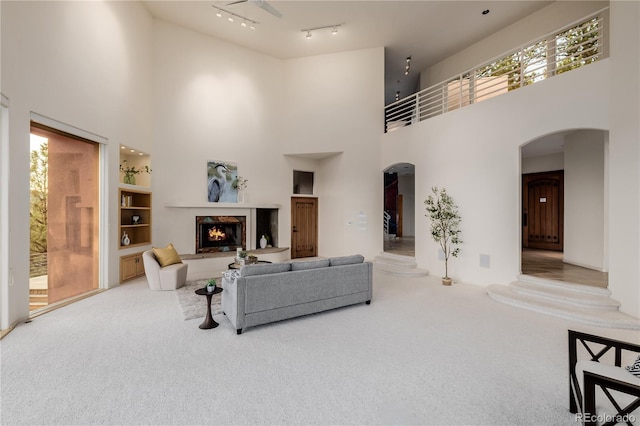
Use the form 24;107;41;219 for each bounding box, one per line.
240;262;291;277
627;355;640;377
291;259;330;271
152;243;182;267
329;254;364;266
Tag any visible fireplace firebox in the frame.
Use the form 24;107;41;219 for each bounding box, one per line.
196;216;246;254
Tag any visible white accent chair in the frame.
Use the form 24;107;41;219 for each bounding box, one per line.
142;250;188;291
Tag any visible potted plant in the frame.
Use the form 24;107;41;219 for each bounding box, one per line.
119;160;151;185
237;250;248;265
424;187;462;285
206;278;217;293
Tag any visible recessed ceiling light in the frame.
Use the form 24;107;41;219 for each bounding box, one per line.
130;149;135;153
482;9;490;15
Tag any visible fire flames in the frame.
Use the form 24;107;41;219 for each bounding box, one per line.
208;227;226;241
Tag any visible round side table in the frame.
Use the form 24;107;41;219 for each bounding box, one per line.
194;286;223;329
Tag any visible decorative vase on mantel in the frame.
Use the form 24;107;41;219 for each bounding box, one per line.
237;189;245;203
260;235;267;249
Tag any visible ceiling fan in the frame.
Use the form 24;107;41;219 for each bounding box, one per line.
226;0;283;19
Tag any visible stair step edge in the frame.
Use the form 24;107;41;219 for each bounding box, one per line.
517;274;610;296
486;286;640;330
510;282;620;309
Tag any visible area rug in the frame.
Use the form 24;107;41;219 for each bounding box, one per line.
175;278;222;321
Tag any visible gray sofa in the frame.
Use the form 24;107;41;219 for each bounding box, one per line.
221;255;372;334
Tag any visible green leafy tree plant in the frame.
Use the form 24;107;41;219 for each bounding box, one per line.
30;142;48;254
424;187;462;284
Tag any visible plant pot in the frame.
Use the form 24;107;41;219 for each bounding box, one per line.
206;285;216;293
442;277;452;286
124;174;136;185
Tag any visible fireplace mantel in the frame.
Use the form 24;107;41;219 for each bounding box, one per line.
164;201;281;209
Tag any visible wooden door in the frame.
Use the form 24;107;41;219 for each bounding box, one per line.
522;171;564;251
291;197;318;258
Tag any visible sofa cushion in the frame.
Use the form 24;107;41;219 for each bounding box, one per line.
152;243;182;267
329;254;364;266
291;259;330;271
627;355;640;377
240;262;291;277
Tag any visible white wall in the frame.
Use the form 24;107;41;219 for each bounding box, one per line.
564;130;606;271
420;1;609;89
608;0;640;318
283;48;385;259
398;175;415;237
521;152;563;175
382;61;609;286
152;21;384;260
1;1;153;327
152;20;286;254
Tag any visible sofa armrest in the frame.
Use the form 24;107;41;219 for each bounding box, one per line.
142;250;161;290
221;275;247;333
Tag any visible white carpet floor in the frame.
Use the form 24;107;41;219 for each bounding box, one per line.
1;271;639;425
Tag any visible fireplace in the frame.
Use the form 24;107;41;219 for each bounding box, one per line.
196;216;246;254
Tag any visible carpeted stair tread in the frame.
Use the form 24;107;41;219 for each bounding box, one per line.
375;263;429;277
510;280;620;311
374;254;417;268
486;284;640;330
374;253;428;277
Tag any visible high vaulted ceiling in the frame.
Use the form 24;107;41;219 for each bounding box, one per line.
142;1;552;104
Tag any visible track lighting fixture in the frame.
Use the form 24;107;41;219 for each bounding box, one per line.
301;23;343;39
404;56;412;75
212;5;259;29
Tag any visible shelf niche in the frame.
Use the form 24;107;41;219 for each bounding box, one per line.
119;145;151;187
119;188;152;249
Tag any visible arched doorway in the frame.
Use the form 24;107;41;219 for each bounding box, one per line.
383;163;415;257
520;129;608;288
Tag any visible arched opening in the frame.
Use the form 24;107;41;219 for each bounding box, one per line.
520;129;608;288
383;163;415;257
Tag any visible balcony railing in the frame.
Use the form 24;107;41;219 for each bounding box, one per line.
385;8;607;133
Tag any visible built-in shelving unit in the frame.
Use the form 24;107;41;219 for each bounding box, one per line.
119;188;152;249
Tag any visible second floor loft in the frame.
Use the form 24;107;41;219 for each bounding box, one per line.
385;7;608;133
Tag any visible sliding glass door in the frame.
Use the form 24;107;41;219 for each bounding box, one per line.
29;124;99;310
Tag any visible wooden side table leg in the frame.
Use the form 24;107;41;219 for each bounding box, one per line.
199;293;219;329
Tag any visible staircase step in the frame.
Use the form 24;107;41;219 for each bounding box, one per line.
510;280;619;311
374;254;417;269
375;263;429;277
517;274;610;296
374;253;428;277
487;284;640;330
